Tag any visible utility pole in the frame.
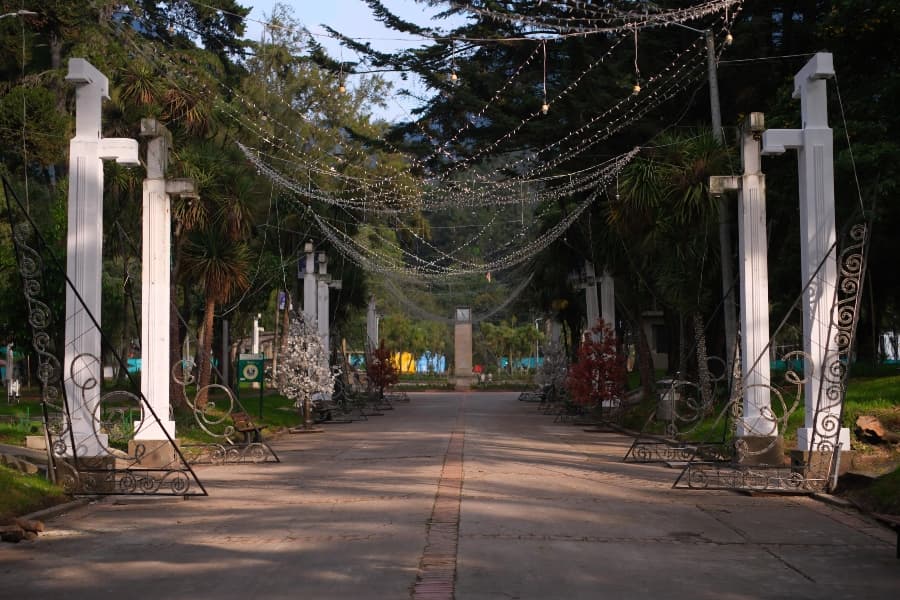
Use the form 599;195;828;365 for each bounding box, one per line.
706;28;738;383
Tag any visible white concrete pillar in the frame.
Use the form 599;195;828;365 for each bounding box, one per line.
366;295;378;350
584;262;600;329
762;53;850;451
252;314;261;354
303;241;316;325
712;113;775;438
63;59;139;456
317;252;330;354
600;270;615;330
134;119;194;441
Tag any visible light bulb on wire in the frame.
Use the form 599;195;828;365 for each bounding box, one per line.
541;40;550;116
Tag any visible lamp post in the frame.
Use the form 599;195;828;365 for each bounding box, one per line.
671;22;738;382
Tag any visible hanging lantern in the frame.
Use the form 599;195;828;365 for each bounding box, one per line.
632;83;641;95
450;72;458;83
541;103;550;115
725;32;734;46
338;83;347;94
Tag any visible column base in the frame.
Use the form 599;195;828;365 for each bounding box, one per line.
453;375;475;391
128;439;181;468
736;435;785;466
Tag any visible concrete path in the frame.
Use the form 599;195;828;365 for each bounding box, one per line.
0;392;896;599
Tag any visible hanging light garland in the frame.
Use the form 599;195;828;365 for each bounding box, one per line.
107;3;739;281
632;27;642;94
541;40;550;115
447;0;744;38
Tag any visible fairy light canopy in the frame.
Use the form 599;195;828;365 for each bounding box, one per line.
120;1;742;282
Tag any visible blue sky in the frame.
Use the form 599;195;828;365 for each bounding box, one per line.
243;1;464;121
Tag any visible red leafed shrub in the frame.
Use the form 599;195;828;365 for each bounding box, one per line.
367;340;399;396
566;320;626;407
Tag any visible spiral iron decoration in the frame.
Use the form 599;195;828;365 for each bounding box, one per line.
2;175;206;496
674;219;870;493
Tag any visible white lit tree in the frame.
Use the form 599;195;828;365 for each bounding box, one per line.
277;313;333;410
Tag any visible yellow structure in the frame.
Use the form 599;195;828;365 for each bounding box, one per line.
391;352;416;374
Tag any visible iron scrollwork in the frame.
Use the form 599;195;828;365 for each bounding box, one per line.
3;176;206;496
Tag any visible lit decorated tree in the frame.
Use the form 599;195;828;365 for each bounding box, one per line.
278;313;333;410
367;340;399;399
566;320;626;409
536;340;569;391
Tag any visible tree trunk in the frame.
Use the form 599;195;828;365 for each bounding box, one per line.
169;286;187;409
636;316;655;398
196;298;216;408
693;312;713;409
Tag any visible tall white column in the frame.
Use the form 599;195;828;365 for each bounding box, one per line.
63;59;139;457
317;252;330;354
366;295;378;350
762;53;850;451
712;113;775;438
252;314;261;354
134;119;194;441
584;262;600;329
303;241;316;325
600;270;615;330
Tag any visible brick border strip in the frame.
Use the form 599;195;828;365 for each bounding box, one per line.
412;428;465;599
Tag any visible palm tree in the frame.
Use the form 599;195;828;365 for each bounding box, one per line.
611;129;732;398
180;225;250;407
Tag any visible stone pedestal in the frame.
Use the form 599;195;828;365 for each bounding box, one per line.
453;308;473;391
25;435;46;450
736;435;784;466
128;439;180;468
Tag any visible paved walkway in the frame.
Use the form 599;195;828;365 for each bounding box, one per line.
1;392;897;599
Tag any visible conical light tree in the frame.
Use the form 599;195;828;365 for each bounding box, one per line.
277;313;334;408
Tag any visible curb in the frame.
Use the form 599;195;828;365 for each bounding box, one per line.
812;491;860;510
19;497;95;522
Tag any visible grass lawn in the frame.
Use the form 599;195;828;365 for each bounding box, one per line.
0;465;68;523
175;387;302;444
0;396;45;445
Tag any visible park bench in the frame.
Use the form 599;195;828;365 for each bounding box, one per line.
519;383;550;403
231;411;266;443
873;513;900;559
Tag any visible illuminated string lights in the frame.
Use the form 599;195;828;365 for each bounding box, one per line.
102;2;740;282
448;1;743;37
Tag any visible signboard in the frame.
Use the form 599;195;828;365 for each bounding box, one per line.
237;353;265;383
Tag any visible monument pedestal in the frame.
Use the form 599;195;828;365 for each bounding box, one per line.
128;439;180;468
736;435;784;466
453;375;475;391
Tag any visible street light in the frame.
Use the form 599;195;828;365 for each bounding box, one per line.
670;21;738;381
669;22;731;142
